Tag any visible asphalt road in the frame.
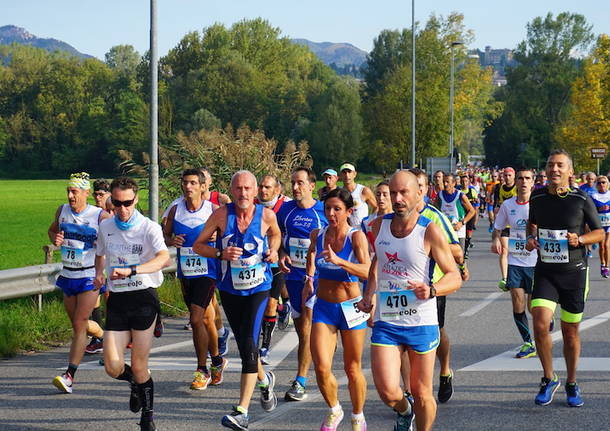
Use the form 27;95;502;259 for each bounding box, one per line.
2;223;610;431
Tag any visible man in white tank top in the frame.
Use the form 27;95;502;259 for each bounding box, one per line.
339;163;377;227
357;171;462;431
48;172;111;394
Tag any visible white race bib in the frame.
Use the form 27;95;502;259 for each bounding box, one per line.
231;255;265;290
340;296;369;328
538;229;569;264
508;230;531;258
61;239;85;268
378;279;420;324
109;254;144;289
179;247;209;277
289;237;310;269
599;213;610;227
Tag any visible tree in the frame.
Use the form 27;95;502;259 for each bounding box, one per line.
105;45;141;78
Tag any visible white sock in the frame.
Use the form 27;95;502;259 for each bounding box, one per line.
258;373;270;387
351;412;364;421
218;327;226;337
330;404;342;414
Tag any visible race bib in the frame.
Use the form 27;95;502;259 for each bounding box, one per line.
599;213;610;227
231;254;265;290
508;230;531;258
289;237;310;269
340;296;369;328
378;279;419;324
179;247;208;277
538;228;569;263
61;239;85;268
109;254;144;289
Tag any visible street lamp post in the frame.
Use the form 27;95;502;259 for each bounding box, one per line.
449;41;463;173
149;0;159;221
411;0;416;168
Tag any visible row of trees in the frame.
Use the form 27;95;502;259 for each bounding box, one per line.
484;12;609;172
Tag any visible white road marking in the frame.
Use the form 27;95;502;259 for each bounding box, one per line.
459;291;503;317
460;310;610;372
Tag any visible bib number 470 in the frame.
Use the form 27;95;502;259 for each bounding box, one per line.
386;294;408;308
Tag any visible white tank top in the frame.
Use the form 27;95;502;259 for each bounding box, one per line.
349;184;369;227
58;204;103;279
174;199;214;230
374;214;437;327
439;190;466;238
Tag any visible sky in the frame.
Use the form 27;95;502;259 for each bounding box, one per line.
4;0;610;59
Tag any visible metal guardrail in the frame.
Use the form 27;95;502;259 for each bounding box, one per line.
0;248;177;306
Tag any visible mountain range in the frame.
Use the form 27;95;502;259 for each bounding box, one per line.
0;25;92;59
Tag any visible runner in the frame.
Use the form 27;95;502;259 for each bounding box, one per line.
163;169;227;390
491;168;538;358
437;173;476;252
591;176;610;277
305;188;371;431
357;170;462;431
49;172;110;393
493;168;517;290
427;171;444;204
339;163;377;227
255;174;291;364
361;180;392;242
277;167;328;401
458;174;480;256
485;171;500;232
193;170;280;429
92;179;113;214
579;172;597;196
318;168;339;201
95;177;170;431
526;150;604;407
534;172;547;190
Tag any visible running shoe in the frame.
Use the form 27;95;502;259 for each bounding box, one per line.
587;249;593;258
190;370;211;391
515;342;536;359
98;358;105;366
259;347;270;365
488;225;493;233
52;373;73;394
601;266;609;278
497;278;508;292
535;374;560;405
285;379;307;401
393;410;414;431
351;416;367;431
278;302;292;330
592;243;598;251
85;337;103;354
130;380;142;413
259;370;278;412
154;318;164;338
139;417;157;431
438;370;454;403
320;408;344;431
210;357;229;386
565;382;584;407
184;321;192;331
221;406;249;430
218;327;231;357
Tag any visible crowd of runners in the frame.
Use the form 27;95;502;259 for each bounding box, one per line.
47;148;609;430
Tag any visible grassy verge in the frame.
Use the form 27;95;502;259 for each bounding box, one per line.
0;276;187;358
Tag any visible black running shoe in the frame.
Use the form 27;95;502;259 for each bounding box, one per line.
438;370;454;403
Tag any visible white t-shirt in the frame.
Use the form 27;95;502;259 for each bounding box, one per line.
494;196;538;267
97;215;168;292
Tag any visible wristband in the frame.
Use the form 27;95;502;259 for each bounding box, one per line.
303;274;314;282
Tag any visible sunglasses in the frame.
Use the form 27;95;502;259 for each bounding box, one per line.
111;198;136;207
597;181;608;184
94;191;108;197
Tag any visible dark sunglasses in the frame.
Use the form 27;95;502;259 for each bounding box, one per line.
111;198;136;207
597;181;608;184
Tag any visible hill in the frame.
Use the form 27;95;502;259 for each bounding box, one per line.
291;38;367;67
0;25;92;59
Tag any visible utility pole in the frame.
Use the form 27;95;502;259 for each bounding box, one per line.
149;0;159;221
411;0;416;168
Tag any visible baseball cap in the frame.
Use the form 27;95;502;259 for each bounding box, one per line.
339;163;356;172
322;168;338;176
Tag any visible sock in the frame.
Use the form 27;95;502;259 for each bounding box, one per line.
465;237;472;250
66;363;78;379
330;403;342;414
197;365;208;374
296;375;307;388
513;311;532;344
258;373;270;388
91;307;102;327
261;315;277;349
236;405;248;415
137;377;154;415
217;326;226;337
352;412;364;421
211;355;223;367
116;364;133;382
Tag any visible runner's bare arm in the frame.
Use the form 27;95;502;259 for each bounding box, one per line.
193;207;228;258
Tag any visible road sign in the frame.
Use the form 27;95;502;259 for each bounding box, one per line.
591;147;607;159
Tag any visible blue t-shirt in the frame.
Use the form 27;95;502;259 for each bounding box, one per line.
277;200;327;281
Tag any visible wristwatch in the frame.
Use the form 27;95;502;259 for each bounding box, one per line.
429;285;437;298
129;265;137;277
215;249;222;259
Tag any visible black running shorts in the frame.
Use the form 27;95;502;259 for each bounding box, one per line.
532;267;589;323
106;288;159;331
180;276;216;309
436;296;447;329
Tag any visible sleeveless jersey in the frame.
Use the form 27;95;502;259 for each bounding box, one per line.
347;184;369;227
591;191;610;228
58;204;103;279
173;200;217;279
218;203;272;295
439;190;466;238
315;227;359;282
209;190;220;206
496;183;517;206
277;200;327;281
374;214;437;327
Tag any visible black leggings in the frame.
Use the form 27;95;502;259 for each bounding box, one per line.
219;290;269;373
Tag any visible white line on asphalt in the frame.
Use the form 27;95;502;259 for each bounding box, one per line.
460;310;610;372
459;291;503;317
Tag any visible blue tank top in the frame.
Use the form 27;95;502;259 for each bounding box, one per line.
218;203;272;295
277;200;327;281
173;200;217;280
315;227;360;282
